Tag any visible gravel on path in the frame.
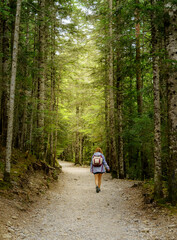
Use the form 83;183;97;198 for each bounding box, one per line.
3;161;177;240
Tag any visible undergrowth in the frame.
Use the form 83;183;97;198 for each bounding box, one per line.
0;144;61;192
142;179;177;214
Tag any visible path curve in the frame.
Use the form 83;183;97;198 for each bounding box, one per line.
10;162;177;240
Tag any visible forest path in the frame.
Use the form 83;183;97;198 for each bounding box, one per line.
10;162;177;240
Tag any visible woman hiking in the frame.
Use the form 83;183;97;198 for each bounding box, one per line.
90;147;110;193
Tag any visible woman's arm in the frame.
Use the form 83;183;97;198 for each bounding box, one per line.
102;154;110;171
90;155;94;172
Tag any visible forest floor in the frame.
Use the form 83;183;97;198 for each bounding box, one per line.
0;161;177;240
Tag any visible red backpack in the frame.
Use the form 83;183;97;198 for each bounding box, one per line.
92;155;103;167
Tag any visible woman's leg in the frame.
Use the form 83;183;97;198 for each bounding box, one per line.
94;174;99;187
95;174;100;193
98;173;102;188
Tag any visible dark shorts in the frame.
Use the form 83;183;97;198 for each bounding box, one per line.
94;172;103;175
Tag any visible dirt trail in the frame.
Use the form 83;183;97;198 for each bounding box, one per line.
2;161;177;240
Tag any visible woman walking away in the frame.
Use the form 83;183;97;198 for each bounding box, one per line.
90;147;110;193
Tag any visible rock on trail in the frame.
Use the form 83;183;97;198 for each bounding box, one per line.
2;161;177;240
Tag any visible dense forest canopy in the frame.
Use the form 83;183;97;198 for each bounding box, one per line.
0;0;177;205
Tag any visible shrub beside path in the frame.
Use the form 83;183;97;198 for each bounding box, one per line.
2;161;177;240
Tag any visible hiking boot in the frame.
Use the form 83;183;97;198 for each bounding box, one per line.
96;186;99;193
98;187;101;192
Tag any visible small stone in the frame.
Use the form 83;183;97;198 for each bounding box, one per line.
2;233;12;239
6;221;12;227
142;228;150;233
14;203;26;211
23;229;29;234
12;216;18;220
116;214;121;218
168;224;176;228
143;220;149;224
61;233;68;236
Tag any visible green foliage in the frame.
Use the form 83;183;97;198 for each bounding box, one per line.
0;161;4;175
1;0;176;204
0;180;12;190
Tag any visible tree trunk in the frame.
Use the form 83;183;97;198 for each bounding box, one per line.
116;0;124;179
135;0;143;115
1;1;10;145
116;51;124;179
29;85;35;153
29;16;38;153
0;3;3;118
4;0;22;181
75;133;80;165
117;85;124;179
80;135;84;165
135;0;147;180
151;0;163;199
50;76;54;166
54;127;57;167
50;10;56;167
165;3;177;205
105;69;110;166
20;91;29;150
37;0;45;158
108;0;117;176
20;18;30;151
75;105;80;165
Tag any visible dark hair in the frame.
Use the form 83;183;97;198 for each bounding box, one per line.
95;147;103;154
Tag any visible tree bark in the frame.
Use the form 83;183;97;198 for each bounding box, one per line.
50;9;56;167
165;2;177;205
1;1;10;145
50;76;54;166
116;0;124;179
4;0;22;181
38;0;45;158
54;127;57;166
29;15;38;153
108;0;118;176
135;0;147;180
135;0;143;115
151;0;163;199
75;105;80;165
20;91;29;150
117;83;124;179
29;84;35;153
45;133;50;162
80;135;84;165
105;80;110;166
0;2;3;116
20;17;30;151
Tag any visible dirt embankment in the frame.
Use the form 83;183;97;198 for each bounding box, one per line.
0;147;61;240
